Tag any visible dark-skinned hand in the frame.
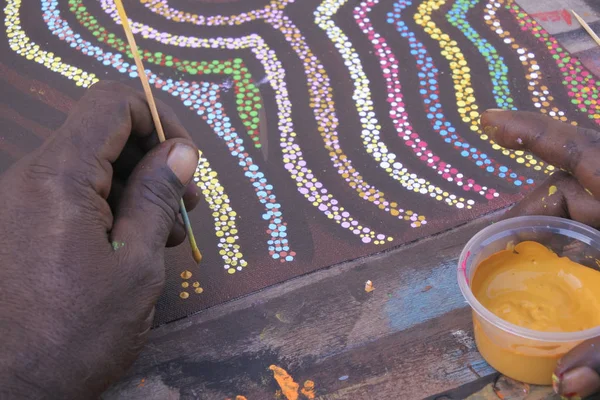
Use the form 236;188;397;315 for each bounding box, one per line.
481;109;600;399
0;81;200;399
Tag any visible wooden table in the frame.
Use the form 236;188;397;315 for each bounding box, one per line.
100;1;600;398
101;210;582;400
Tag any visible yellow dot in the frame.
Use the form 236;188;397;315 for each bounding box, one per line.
182;282;189;288
228;268;236;274
180;270;192;279
180;292;189;299
195;287;204;294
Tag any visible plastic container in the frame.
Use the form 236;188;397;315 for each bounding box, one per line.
458;216;600;385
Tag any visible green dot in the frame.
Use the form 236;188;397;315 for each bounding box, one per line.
234;58;242;64
240;113;248;119
236;93;245;99
165;61;173;67
250;124;258;130
188;68;198;74
252;137;260;141
224;67;233;74
255;144;262;149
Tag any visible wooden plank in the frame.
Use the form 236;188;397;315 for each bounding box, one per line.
103;211;507;400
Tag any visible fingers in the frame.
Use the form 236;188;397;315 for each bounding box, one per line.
504;171;600;228
42;81;194;199
554;337;600;398
110;139;198;264
481;110;600;198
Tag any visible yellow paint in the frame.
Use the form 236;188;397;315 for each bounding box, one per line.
179;291;189;299
194;287;204;294
472;241;600;384
301;380;315;399
548;185;557;196
180;270;192;279
269;365;299;400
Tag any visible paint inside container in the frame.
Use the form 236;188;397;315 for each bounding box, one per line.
458;216;600;385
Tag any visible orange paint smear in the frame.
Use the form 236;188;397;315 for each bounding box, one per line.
235;396;248;400
269;365;299;400
301;380;316;399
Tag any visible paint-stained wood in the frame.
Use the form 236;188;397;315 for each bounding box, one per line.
104;211;506;400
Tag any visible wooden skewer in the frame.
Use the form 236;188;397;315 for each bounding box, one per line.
572;10;600;47
114;0;202;264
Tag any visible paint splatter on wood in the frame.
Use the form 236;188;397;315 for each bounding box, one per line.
301;380;315;399
365;280;375;293
268;366;317;400
269;365;300;400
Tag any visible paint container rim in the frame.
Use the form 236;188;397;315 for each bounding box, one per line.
458;215;600;343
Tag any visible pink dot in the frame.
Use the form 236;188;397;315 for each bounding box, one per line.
362;237;371;243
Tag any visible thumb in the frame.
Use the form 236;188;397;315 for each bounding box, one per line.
554;336;600;398
110;139;199;258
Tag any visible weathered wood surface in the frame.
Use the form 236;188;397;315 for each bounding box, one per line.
104;212;504;400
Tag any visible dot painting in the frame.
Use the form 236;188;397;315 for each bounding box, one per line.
3;0;598;323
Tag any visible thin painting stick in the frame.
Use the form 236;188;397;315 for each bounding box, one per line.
571;10;600;47
113;0;202;263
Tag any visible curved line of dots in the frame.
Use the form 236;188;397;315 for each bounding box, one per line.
5;0;97;87
140;0;290;24
316;0;474;209
43;0;292;262
484;0;574;125
194;151;248;274
447;0;515;111
388;1;531;188
415;0;554;174
355;0;500;199
100;0;427;227
506;1;600;124
69;0;264;149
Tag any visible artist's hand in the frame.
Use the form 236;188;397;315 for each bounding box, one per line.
0;81;200;399
481;109;600;399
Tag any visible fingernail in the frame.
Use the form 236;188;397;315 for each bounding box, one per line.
553;373;561;393
483;125;498;139
167;143;198;185
486;108;504;113
557;367;600;399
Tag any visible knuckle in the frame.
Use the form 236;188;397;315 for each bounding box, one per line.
137;175;180;223
88;80;129;95
577;126;600;145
